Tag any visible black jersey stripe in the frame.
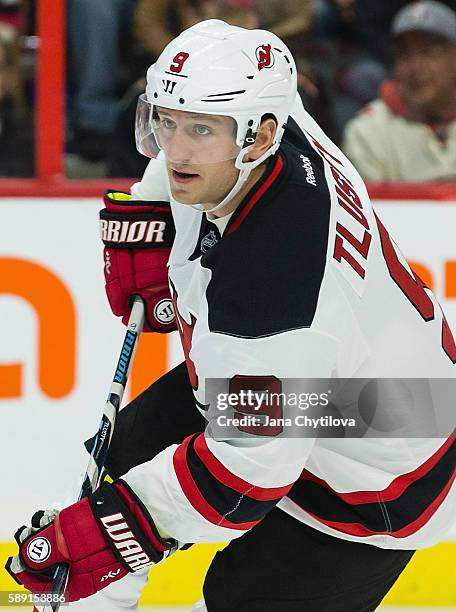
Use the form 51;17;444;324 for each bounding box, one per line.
175;434;282;525
288;438;456;536
193;433;293;500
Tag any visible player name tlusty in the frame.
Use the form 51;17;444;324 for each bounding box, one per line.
100;219;167;243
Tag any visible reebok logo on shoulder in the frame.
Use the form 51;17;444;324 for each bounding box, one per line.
299;155;317;186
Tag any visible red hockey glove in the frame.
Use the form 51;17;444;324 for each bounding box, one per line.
5;481;176;603
100;190;176;332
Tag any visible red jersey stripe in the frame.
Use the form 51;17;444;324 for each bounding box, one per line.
173;435;260;531
300;436;455;504
226;155;284;235
296;463;456;538
193;433;293;501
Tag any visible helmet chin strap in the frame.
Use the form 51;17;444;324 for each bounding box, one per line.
188;166;250;215
181;141;279;215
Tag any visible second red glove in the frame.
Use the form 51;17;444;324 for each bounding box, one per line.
6;481;176;603
100;190;176;332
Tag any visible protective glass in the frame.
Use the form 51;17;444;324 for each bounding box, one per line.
135;94;241;164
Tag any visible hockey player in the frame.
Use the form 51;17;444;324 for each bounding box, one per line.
6;20;456;612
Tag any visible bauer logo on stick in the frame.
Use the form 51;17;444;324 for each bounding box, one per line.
256;44;274;71
27;537;51;563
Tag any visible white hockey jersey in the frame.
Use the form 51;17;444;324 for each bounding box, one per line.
124;96;456;550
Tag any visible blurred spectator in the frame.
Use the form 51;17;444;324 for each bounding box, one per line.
310;1;399;135
256;0;339;141
108;77;148;178
258;0;318;117
109;0;197;178
66;0;137;170
343;0;456;182
133;0;259;61
197;0;259;30
311;1;456;138
133;0;312;62
0;32;33;176
133;0;189;62
256;0;313;46
0;0;24;30
0;0;26;113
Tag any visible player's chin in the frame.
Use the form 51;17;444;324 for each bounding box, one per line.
169;183;203;206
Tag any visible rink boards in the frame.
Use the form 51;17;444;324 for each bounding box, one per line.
0;198;455;605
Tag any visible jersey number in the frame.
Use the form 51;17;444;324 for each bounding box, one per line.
170;52;189;74
229;375;284;437
375;213;456;363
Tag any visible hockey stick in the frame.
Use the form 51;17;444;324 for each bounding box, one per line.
33;295;145;612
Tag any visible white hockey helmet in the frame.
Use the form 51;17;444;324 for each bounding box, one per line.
135;19;297;212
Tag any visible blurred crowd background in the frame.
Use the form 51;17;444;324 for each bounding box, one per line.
1;0;455;182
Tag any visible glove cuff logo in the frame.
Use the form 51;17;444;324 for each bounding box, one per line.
154;299;175;325
27;537;51;563
104;251;112;275
100;568;121;582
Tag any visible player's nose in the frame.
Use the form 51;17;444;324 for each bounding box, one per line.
165;130;195;165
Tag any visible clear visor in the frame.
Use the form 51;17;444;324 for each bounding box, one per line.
135;94;242;164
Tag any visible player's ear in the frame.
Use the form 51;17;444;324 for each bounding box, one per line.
246;117;277;162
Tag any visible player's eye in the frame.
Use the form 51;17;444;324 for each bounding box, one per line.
193;124;212;136
161;118;176;130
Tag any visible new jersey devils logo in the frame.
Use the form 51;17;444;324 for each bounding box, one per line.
256;44;274;71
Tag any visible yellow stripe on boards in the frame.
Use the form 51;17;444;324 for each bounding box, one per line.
139;543;226;606
382;542;456;606
1;541;454;606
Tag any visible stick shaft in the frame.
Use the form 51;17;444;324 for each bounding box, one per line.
34;297;145;612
